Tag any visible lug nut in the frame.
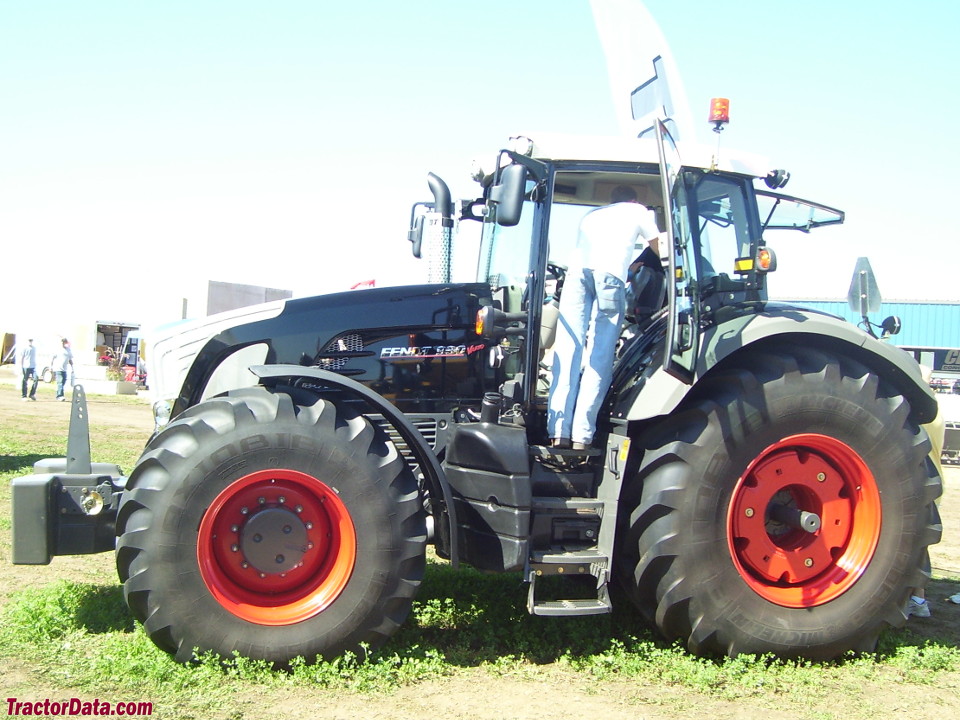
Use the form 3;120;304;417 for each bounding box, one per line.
278;496;286;504
295;505;303;513
230;544;239;552
230;525;239;533
817;472;826;482
744;507;755;518
804;558;814;568
258;497;266;505
240;507;249;515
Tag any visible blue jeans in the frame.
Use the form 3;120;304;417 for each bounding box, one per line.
55;370;68;399
21;368;38;399
548;267;625;445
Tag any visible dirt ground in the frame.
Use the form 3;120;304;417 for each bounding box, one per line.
1;366;959;720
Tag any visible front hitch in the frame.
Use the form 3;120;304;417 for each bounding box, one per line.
10;386;127;564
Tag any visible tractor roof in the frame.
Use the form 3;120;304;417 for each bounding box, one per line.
516;132;772;179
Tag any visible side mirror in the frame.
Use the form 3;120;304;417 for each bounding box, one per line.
488;163;527;227
407;202;430;258
880;315;901;337
407;173;454;260
407;212;425;258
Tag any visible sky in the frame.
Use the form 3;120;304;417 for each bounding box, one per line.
2;0;958;340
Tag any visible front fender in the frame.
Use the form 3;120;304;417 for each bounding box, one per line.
250;364;458;567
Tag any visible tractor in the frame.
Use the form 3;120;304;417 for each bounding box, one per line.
12;120;941;663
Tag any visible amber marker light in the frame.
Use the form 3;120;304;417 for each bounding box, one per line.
475;308;487;336
757;247;777;272
709;97;730;132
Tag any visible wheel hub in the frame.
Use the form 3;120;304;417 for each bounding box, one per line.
727;433;881;608
197;468;357;625
239;507;308;574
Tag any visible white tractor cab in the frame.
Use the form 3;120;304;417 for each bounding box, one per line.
411;125;847;412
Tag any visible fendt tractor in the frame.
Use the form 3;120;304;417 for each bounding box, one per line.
12;120;942;664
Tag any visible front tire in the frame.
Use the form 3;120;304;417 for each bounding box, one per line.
618;347;942;658
116;387;426;664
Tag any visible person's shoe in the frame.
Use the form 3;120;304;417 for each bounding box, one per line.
947;592;960;605
905;596;931;618
550;438;571;449
571;442;589;451
29;396;37;401
21;397;28;401
57;396;66;402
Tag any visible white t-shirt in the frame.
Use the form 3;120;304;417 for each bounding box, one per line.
52;346;73;372
19;344;37;369
574;202;660;282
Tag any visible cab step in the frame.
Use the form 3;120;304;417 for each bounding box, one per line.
526;565;612;616
528;596;611;617
526;544;612;617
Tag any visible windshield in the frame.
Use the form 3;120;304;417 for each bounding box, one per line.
476;204;533;288
475;168;671;312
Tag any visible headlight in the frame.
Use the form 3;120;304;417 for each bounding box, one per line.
152;400;172;430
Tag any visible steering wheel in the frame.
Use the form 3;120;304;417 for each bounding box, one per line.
546;261;567;301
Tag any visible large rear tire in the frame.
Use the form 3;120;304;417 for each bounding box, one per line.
116;387;426;664
618;347;942;658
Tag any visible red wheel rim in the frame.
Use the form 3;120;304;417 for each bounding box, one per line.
197;469;356;625
726;434;881;608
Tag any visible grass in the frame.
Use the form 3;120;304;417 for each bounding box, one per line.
1;566;959;710
1;379;959;719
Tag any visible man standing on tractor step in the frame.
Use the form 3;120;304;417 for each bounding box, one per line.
548;185;661;450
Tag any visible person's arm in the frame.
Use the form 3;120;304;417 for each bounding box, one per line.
629;240;665;275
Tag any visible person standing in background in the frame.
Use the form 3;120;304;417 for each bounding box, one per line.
19;338;39;401
51;338;73;402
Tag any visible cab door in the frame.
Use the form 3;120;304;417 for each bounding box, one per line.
655;118;699;381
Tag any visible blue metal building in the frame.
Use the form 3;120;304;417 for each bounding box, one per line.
776;299;960;354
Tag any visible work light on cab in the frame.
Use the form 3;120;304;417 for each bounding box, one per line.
735;247;777;275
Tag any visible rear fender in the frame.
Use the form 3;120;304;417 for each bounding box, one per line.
612;307;937;425
250;364;458;567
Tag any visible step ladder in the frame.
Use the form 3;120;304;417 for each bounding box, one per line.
524;432;631;616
